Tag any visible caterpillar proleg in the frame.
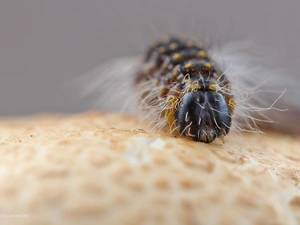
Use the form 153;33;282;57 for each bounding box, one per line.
79;35;300;143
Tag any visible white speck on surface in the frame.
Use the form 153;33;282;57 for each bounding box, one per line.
149;138;165;150
123;136;153;165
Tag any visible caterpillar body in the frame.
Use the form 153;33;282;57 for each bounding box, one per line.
135;36;234;143
79;35;299;143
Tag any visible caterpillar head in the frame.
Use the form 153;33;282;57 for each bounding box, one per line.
174;90;231;143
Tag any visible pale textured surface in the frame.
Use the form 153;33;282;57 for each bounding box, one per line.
0;112;299;225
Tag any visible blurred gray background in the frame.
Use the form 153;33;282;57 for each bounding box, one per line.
0;0;299;116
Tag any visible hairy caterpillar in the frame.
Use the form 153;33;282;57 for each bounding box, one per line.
78;35;300;143
134;36;234;143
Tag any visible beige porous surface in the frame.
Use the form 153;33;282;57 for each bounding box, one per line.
0;112;299;225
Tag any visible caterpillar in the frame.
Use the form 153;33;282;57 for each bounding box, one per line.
134;36;234;143
78;35;300;143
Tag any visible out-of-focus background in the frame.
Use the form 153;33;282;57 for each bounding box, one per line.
0;0;299;116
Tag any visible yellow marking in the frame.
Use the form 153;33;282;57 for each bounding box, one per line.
208;83;218;91
193;82;200;90
219;134;225;144
186;85;193;92
173;70;180;77
165;112;175;129
164;95;179;127
169;42;178;50
158;46;165;53
224;96;235;115
159;85;166;96
229;98;236;108
172;53;181;61
184;63;192;69
204;62;212;69
228;98;236;114
197;50;206;58
183;81;191;94
166;95;178;106
186;81;200;92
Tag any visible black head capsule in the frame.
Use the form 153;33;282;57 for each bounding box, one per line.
174;90;231;143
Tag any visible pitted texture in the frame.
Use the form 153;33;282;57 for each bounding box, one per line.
0;112;299;225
